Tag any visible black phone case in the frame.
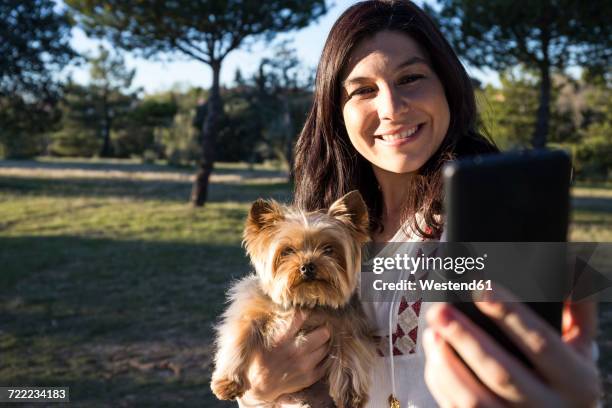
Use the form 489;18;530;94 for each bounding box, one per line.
443;149;572;367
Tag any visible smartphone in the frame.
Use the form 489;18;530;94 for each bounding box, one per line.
443;149;572;367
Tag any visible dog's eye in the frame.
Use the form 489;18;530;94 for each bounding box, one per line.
281;247;295;257
323;245;334;255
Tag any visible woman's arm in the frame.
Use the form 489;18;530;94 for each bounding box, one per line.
423;289;601;407
236;310;330;407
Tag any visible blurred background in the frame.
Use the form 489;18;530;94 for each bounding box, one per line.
0;0;610;406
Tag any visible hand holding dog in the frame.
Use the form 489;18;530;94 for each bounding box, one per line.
240;309;331;405
423;290;601;407
213;192;374;407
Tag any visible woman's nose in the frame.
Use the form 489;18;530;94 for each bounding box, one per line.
377;85;407;121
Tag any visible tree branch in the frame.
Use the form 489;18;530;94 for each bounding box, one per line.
172;39;211;65
510;26;540;64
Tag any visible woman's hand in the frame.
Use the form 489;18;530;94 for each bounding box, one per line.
423;290;601;407
238;309;330;406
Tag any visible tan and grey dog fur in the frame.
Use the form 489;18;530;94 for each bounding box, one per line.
210;191;375;408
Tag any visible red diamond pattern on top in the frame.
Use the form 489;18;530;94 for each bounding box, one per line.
376;297;423;356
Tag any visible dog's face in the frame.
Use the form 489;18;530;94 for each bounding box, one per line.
243;191;370;308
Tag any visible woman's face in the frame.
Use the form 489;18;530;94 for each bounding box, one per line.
341;30;450;175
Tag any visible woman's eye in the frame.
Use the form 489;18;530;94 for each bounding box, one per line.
398;74;424;85
350;86;375;97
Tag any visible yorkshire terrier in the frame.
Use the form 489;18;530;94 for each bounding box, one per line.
210;191;375;408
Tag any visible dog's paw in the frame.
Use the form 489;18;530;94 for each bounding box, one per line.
211;376;245;400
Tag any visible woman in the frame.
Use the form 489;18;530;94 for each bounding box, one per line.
237;1;600;406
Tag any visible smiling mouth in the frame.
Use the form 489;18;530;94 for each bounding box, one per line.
375;124;422;142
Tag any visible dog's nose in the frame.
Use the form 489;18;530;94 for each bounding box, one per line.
299;262;316;280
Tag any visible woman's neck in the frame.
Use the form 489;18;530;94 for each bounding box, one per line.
372;166;415;241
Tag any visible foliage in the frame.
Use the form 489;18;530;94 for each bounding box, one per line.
432;0;612;147
215;93;262;162
478;67;612;179
569;70;612;179
581;70;612;142
65;0;327;64
66;0;327;205
0;95;61;158
217;42;314;166
113;97;178;159
572;137;612;180
478;69;586;149
49;83;100;157
478;70;539;149
0;0;76;98
0;0;77;158
87;46;136;157
155;88;204;166
433;1;611;71
49;48;141;158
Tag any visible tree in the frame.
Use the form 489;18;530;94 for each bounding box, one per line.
49;82;101;157
0;0;76;157
572;68;612;178
67;0;327;206
477;68;580;149
478;70;539;149
212;44;314;167
113;96;178;158
431;0;611;148
50;49;137;158
88;46;136;157
258;42;315;171
0;0;75;97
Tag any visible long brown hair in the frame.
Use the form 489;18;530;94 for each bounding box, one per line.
293;0;498;239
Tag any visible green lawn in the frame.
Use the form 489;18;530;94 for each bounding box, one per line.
0;159;290;407
0;158;610;406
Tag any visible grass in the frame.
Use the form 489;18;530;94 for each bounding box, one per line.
0;159;291;406
0;158;610;406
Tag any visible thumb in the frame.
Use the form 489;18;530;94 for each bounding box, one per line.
562;300;597;358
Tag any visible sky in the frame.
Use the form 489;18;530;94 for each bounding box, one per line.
66;0;500;95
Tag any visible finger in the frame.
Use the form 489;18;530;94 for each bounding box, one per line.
423;328;503;408
295;325;330;353
283;348;329;395
428;303;556;405
304;343;329;370
275;309;309;345
310;359;328;384
423;329;455;408
283;361;328;397
475;290;600;399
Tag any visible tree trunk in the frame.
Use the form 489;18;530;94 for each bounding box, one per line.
100;91;113;157
532;63;551;149
191;61;222;206
100;119;113;157
281;94;295;181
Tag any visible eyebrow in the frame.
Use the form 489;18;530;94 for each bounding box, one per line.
342;56;430;87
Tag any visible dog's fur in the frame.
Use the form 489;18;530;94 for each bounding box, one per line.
210;191;375;408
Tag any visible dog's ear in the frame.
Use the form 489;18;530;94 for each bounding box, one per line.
328;190;369;239
245;199;284;233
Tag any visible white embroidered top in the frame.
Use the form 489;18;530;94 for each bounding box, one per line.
362;220;445;408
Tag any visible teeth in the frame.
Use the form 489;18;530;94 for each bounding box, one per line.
380;126;419;141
